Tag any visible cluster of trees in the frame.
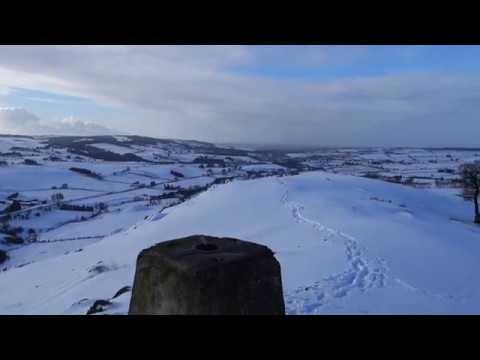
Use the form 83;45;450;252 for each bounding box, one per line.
94;202;108;212
51;184;68;190
0;250;8;265
176;185;210;201
365;172;380;179
59;204;93;212
149;192;177;205
24;159;40;166
213;177;235;185
194;156;228;166
69;167;103;180
438;168;455;174
164;184;180;191
199;163;223;169
7;193;19;200
51;193;65;205
27;228;37;242
0;151;22;157
170;170;185;178
2;200;21;214
1;223;26;244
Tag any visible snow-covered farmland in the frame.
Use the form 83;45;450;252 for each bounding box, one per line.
1;172;480;314
89;143;135;155
0;136;45;153
1;134;480;315
241;164;287;171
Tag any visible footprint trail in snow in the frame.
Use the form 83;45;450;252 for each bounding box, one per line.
279;184;389;314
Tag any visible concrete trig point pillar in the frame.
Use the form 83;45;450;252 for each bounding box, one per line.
128;235;285;315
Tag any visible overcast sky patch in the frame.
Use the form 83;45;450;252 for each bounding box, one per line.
0;45;479;146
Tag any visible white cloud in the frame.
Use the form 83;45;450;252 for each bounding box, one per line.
0;108;115;136
246;45;369;68
52;116;118;135
0;46;478;146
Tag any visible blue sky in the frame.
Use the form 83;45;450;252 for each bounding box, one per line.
231;46;480;80
0;45;479;146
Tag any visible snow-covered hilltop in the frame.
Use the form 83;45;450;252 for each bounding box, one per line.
0;134;479;315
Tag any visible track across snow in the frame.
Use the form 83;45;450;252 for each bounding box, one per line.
281;185;388;314
1;172;480;314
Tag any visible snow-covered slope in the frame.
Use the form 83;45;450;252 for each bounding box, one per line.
89;143;135;155
1;171;479;315
0;136;44;153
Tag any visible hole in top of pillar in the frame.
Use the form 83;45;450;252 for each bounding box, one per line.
195;243;219;252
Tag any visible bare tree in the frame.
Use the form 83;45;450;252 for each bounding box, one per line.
460;162;480;224
51;193;64;205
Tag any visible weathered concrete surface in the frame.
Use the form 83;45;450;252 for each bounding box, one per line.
128;235;285;315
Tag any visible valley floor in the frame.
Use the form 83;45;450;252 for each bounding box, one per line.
1;171;479;314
